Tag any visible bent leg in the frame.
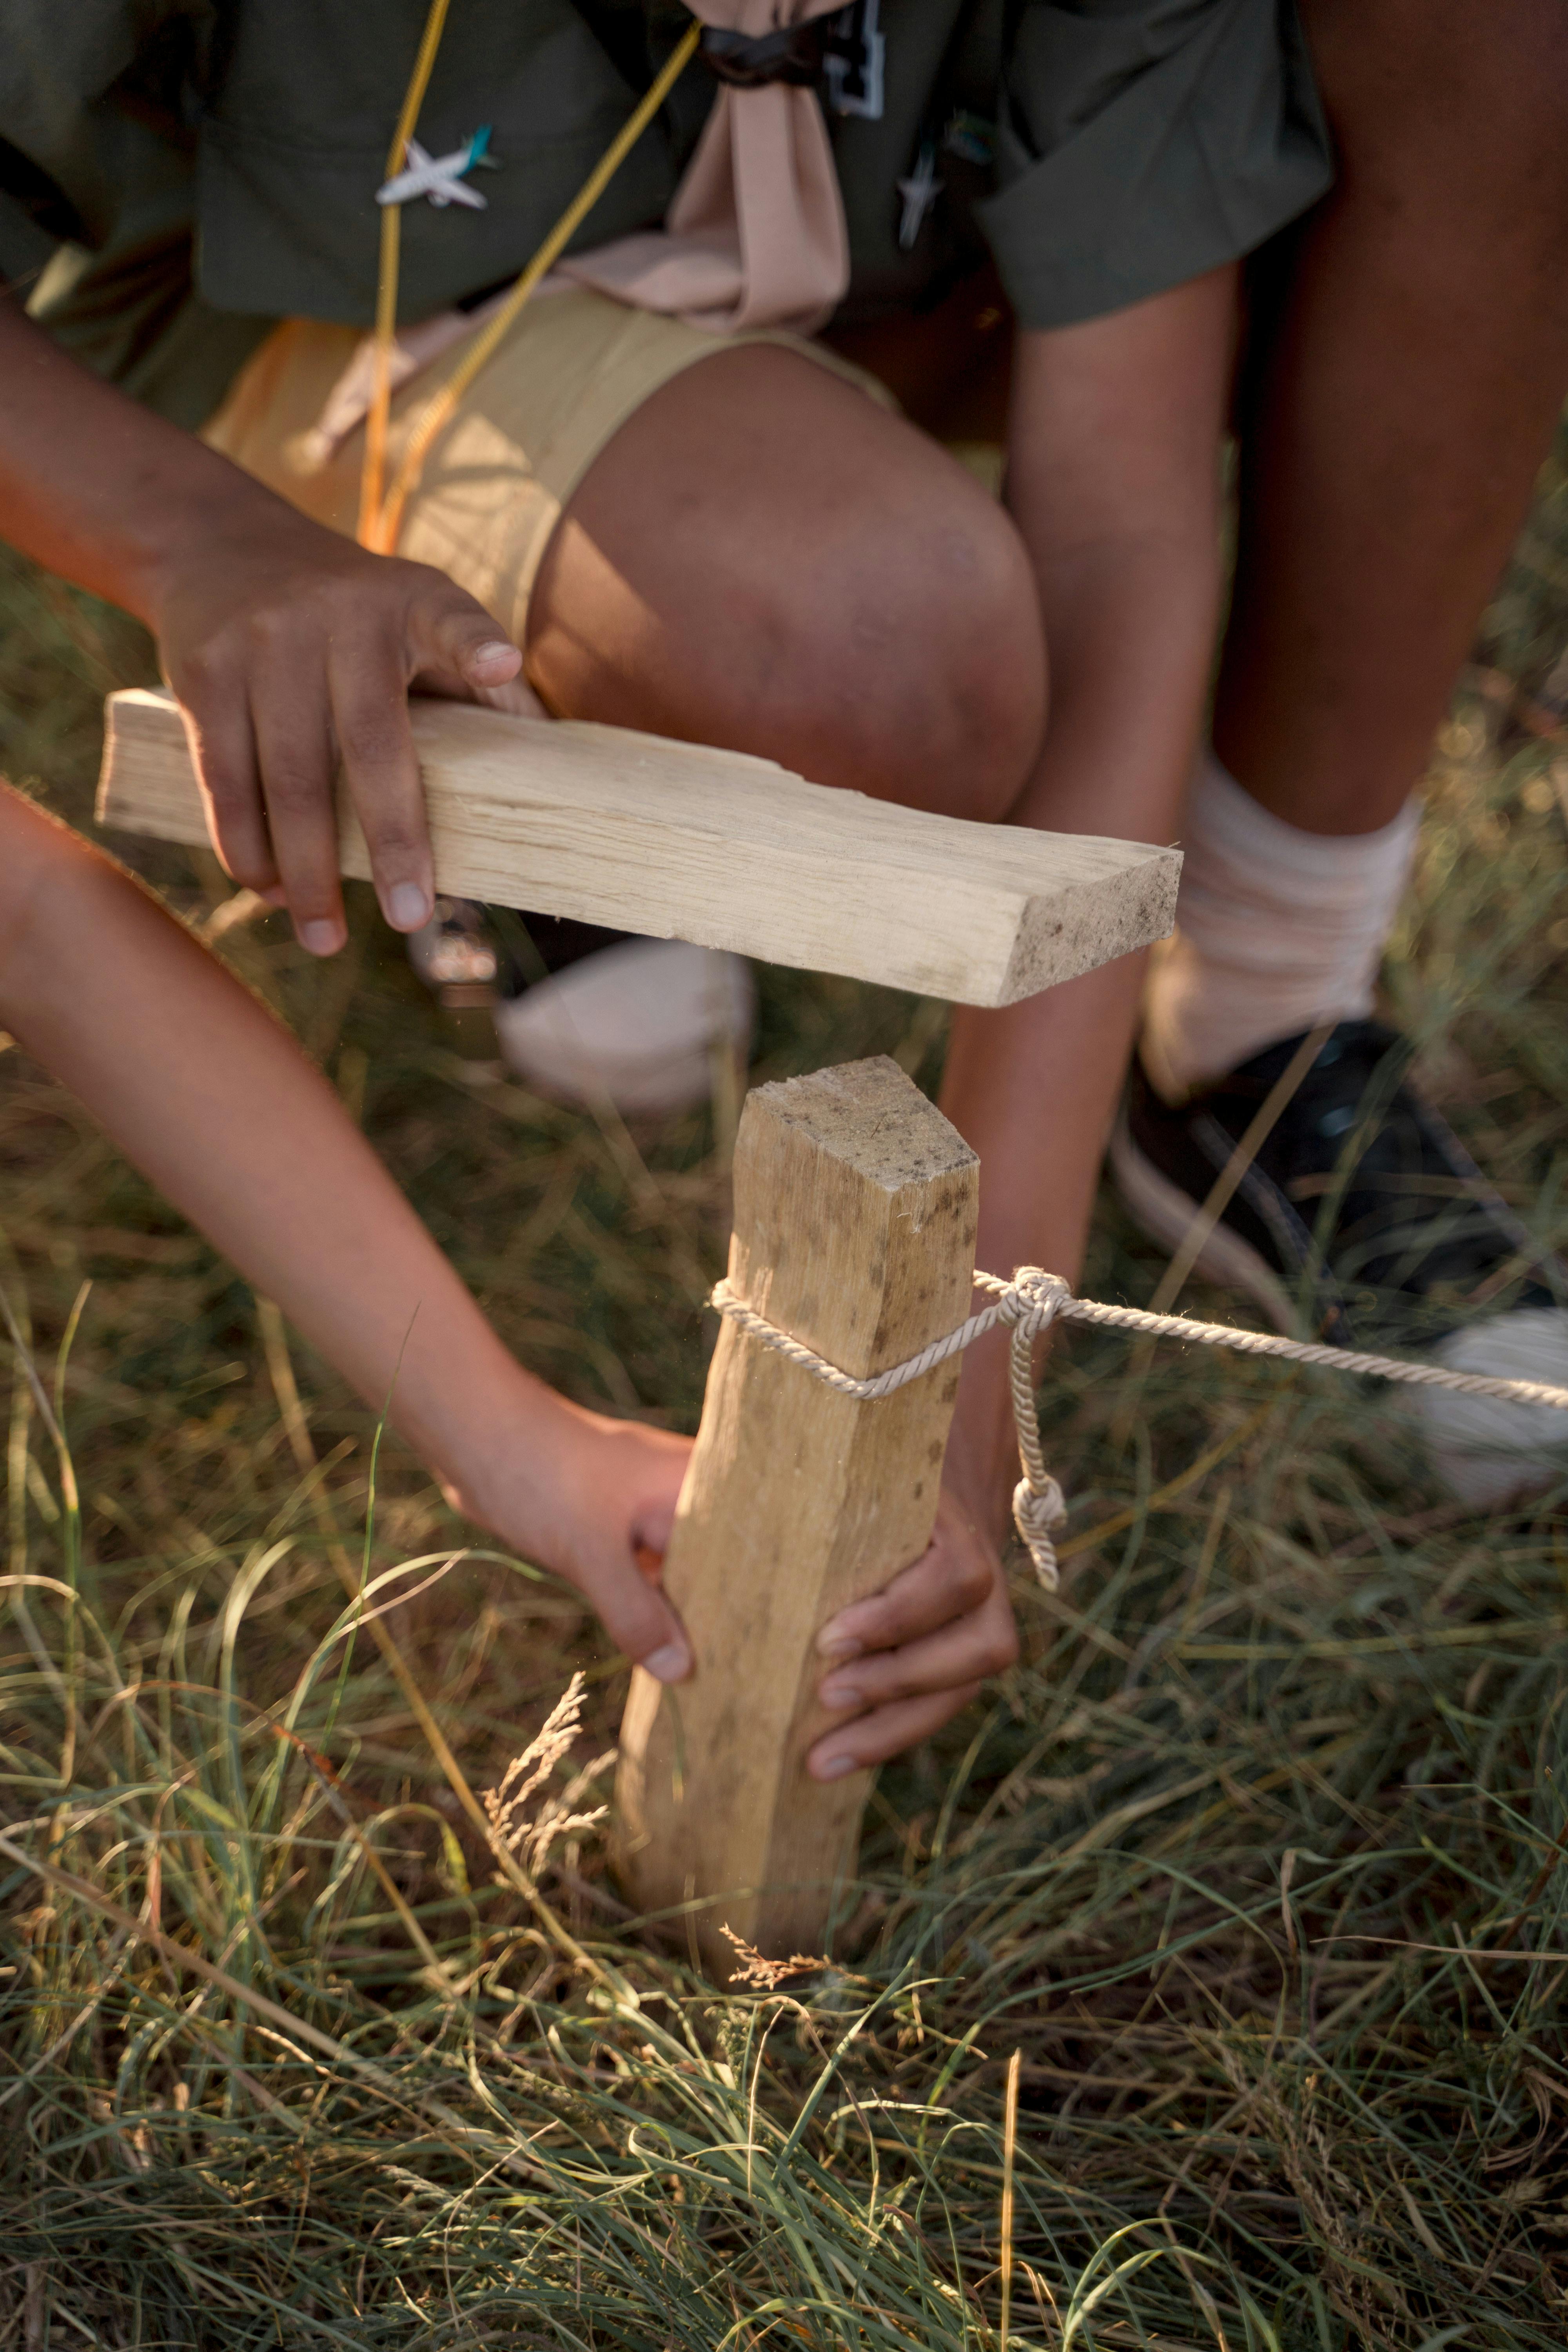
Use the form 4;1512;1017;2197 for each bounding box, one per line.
524;342;1046;819
940;276;1238;1513
1128;11;1568;1509
1152;2;1568;1089
1215;0;1568;833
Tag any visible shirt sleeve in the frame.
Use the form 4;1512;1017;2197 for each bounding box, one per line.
978;0;1333;332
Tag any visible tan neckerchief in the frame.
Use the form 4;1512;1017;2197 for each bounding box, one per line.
563;0;851;333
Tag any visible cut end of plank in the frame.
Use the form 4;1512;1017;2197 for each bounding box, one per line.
97;686;1179;1007
1004;854;1181;1003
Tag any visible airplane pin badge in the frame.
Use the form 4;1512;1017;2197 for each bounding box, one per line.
895;142;944;251
377;126;497;211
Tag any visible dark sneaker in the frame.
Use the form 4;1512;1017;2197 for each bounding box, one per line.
1109;1019;1568;1504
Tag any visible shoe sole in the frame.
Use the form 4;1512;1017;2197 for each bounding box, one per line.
1107;1106;1299;1336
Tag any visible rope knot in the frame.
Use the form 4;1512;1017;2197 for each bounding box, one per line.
1000;1267;1073;1341
1011;1474;1067;1593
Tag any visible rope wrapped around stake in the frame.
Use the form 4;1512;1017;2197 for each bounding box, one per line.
709;1266;1568;1595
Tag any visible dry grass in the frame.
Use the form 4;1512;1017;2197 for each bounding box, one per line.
2;428;1568;2347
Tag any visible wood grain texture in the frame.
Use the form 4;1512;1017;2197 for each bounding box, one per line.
616;1056;978;1972
96;688;1179;1008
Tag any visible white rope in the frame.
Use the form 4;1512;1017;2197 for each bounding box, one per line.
710;1268;1568;1593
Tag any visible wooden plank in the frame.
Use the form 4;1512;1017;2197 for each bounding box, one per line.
96;687;1178;1008
615;1056;977;1971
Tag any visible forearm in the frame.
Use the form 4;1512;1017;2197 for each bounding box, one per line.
0;294;290;627
0;788;573;1520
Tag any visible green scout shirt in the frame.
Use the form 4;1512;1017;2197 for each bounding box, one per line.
0;0;1331;432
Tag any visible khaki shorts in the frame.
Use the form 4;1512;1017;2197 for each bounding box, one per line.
203;288;891;643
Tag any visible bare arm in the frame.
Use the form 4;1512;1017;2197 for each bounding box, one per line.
0;782;692;1682
0;296;524;955
808;272;1235;1759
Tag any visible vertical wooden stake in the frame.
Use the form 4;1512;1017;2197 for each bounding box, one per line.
616;1055;978;1972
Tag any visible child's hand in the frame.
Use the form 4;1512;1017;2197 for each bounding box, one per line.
447;1412;697;1685
805;1485;1019;1779
0;298;526;959
151;497;526;957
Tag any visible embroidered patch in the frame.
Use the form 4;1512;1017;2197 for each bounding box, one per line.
823;0;885;121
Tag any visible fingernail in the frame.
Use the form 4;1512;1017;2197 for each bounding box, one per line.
644;1642;691;1684
817;1632;864;1662
386;883;431;932
814;1754;856;1782
470;639;519;674
299;918;343;957
820;1681;862;1711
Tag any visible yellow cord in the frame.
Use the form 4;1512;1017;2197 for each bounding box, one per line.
358;15;702;557
358;0;457;547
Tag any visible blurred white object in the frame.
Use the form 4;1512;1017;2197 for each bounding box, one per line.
493;938;754;1115
407;897;500;993
1413;1308;1568;1508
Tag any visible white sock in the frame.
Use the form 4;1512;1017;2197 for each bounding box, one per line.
1141;753;1420;1102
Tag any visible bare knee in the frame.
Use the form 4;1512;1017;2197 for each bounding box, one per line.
532;348;1047;819
788;484;1047;822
